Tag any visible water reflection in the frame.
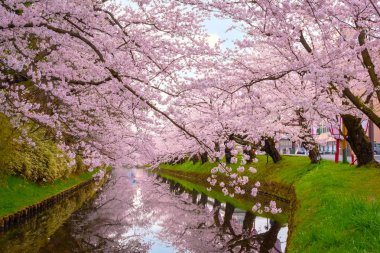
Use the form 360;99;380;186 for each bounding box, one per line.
0;168;288;252
157;175;288;253
0;183;99;253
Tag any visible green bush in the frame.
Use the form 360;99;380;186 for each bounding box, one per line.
0;113;81;183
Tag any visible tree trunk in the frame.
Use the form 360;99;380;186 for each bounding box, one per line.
297;108;321;164
261;137;282;163
308;146;321;164
301;143;320;164
242;211;255;236
200;152;208;164
259;221;282;253
213;200;221;227
169;180;175;192
176;157;185;164
341;114;377;166
176;185;185;195
190;154;200;164
243;149;255;163
224;142;232;164
214;142;220;162
191;189;198;204
223;203;236;235
168;156;180;165
198;193;208;207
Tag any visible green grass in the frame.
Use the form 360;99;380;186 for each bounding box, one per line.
0;169;99;217
158;155;380;253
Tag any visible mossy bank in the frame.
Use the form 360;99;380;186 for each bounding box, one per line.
0;113;110;220
159;155;380;253
0;169;102;218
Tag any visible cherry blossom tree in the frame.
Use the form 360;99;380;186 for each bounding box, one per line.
3;0;380;221
0;0;216;169
185;0;380;166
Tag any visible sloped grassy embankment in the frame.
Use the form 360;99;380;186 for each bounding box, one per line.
0;112;109;219
159;155;380;253
0;169;102;218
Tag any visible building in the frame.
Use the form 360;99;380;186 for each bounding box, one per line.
278;138;293;154
314;124;337;154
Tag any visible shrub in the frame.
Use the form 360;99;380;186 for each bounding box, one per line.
0;113;79;183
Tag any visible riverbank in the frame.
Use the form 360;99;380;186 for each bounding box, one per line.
159;156;380;252
0;168;108;219
0;172;109;253
157;169;290;224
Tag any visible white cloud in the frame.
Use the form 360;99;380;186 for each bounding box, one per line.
207;34;220;47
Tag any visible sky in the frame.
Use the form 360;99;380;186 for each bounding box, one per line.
117;0;244;49
203;16;243;48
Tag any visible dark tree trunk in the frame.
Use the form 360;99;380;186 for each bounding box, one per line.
190;154;200;164
169;180;175;192
230;134;259;160
224;143;232;164
341;114;377;166
297;108;321;164
261;137;282;163
243;149;255;163
308;146;321;164
176;185;185;195
198;193;208;207
302;143;321;164
200;152;208;164
259;221;282;253
214;142;220;162
168;156;179;165
191;189;198;204
213;200;221;227
223;202;236;235
175;157;185;164
242;211;255;236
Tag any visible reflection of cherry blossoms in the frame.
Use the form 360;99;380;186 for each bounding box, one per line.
156;175;286;252
207;142;282;215
41;168;287;252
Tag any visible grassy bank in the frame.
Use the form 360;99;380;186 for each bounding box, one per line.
157;170;289;224
0;169;104;218
159;156;380;253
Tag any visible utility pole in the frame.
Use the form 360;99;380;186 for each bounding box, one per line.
334;119;340;163
342;123;348;164
335;138;340;163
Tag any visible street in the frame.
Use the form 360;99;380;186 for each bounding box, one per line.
321;154;380;163
284;154;380;163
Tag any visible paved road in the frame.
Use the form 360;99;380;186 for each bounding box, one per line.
285;154;380;162
321;154;380;162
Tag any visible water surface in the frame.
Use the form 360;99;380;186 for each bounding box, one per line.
0;168;289;252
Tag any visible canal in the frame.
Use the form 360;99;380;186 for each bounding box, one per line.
0;168;289;253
